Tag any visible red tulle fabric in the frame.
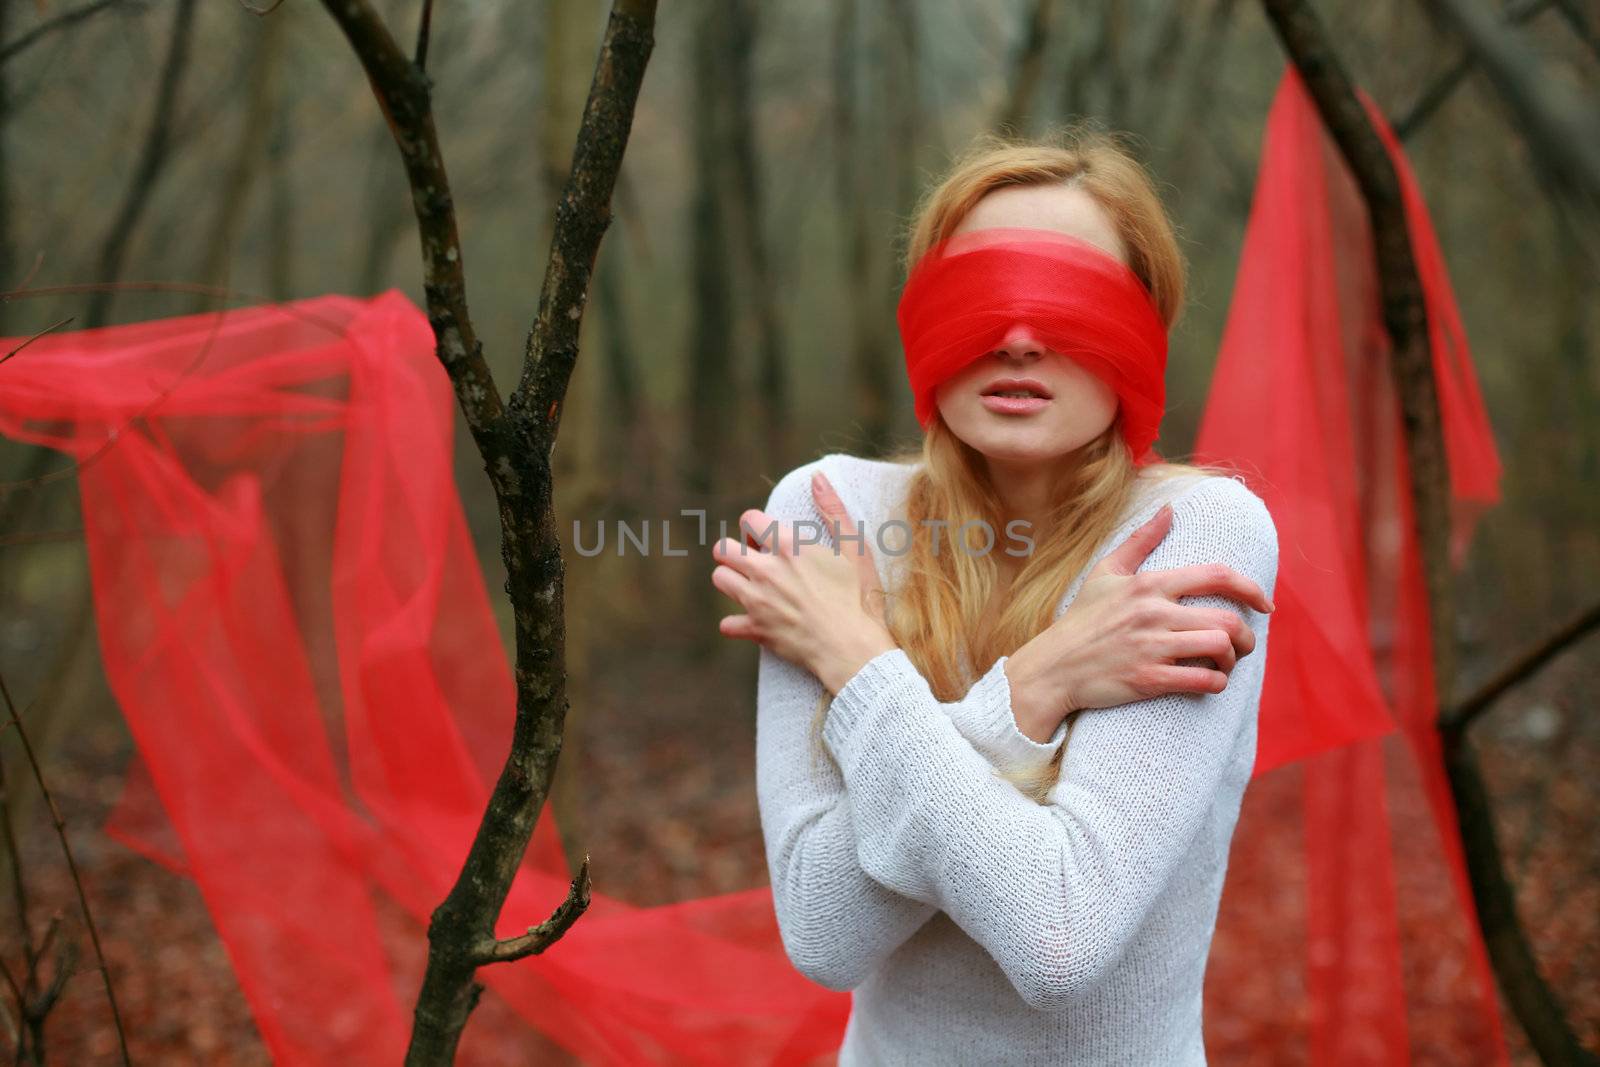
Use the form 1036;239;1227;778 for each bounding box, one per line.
0;294;844;1065
896;226;1168;465
1196;66;1507;1063
0;62;1508;1065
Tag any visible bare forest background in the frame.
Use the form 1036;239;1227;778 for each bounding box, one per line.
0;0;1595;1062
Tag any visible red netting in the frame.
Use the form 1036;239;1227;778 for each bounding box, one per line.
0;293;842;1065
1196;66;1507;1063
0;61;1508;1065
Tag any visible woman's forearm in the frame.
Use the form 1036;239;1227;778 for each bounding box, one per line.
994;638;1074;743
807;621;898;696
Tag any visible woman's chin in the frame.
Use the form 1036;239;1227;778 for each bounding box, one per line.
958;428;1088;467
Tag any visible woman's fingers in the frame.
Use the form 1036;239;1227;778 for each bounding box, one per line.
1141;663;1230;697
1159;628;1238;674
1166;603;1256;657
813;471;888;623
810;471;852;534
1090;503;1173;578
712;536;768;576
718;614;759;641
1149;562;1274;614
738;508;786;552
710;562;753;602
811;471;873;561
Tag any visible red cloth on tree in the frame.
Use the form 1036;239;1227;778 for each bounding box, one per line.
1196;65;1507;1063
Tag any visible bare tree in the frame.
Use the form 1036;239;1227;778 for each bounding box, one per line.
997;0;1061;135
316;0;658;1061
682;0;738;649
88;0;198;329
0;667;129;1065
1392;0;1549;140
725;0;791;464
191;13;285;311
835;0;896;454
1415;0;1600;267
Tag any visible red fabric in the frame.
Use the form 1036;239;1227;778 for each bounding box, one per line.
896;226;1168;465
0;60;1510;1065
1196;66;1508;1063
0;293;844;1065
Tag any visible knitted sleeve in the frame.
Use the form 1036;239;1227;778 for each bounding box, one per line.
754;462;939;991
818;475;1279;1010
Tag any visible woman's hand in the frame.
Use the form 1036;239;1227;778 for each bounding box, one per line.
1004;502;1275;739
711;471;897;694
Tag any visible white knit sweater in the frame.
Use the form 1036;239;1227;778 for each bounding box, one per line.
754;452;1279;1066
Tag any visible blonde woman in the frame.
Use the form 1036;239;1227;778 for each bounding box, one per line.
711;130;1279;1064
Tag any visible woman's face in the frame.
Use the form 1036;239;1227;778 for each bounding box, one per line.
933;183;1126;467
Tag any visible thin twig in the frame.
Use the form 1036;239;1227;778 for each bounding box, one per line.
1549;0;1600;63
318;0;506;463
1393;0;1551;141
1421;0;1600;213
0;670;128;1065
414;0;434;71
24;936;75;1022
1443;597;1600;734
86;0;197;329
0;957;22;1017
0;0;139;65
0;703;36;1009
0;530;81;548
473;855;591;964
0;319;72;368
0;280;328;502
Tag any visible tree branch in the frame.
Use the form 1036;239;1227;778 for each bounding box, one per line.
318;1;658;1061
1392;0;1550;142
1419;0;1600;212
319;0;506;459
472;855;591;965
1261;0;1452;688
1548;0;1600;61
0;318;72;367
0;0;139;66
995;0;1060;134
0;669;129;1065
1443;597;1600;734
413;0;434;72
510;0;657;451
86;0;196;329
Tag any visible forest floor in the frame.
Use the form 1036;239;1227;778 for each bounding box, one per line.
9;635;1597;1065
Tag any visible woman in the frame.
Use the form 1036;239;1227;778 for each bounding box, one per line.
709;129;1279;1065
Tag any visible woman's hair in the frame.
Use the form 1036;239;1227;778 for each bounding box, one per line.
808;124;1230;803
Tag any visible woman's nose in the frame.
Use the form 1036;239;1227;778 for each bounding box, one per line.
991;323;1045;362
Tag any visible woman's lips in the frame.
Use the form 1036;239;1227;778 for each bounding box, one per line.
980;393;1052;415
978;376;1053;415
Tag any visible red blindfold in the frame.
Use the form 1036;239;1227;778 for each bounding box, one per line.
896;226;1169;465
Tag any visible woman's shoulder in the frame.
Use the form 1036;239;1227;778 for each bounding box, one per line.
761;451;920;520
1132;467;1278;555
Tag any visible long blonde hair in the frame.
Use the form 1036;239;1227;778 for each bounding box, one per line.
810;125;1227;803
